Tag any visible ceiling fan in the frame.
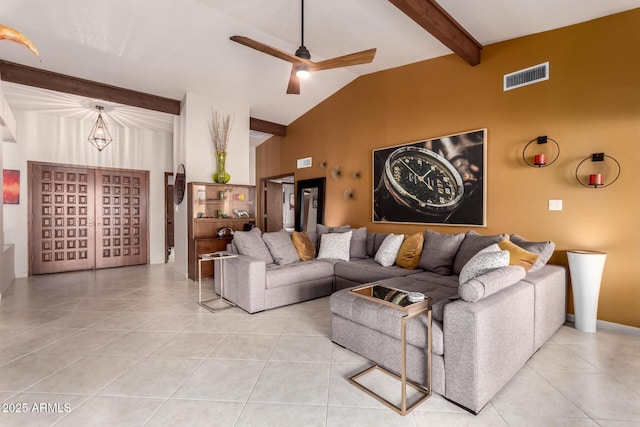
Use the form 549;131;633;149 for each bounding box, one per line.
230;0;376;95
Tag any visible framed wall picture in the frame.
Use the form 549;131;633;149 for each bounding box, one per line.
372;129;486;226
3;169;20;204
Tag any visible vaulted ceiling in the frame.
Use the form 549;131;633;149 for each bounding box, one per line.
1;0;639;131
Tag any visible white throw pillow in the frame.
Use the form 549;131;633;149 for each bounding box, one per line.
317;231;353;261
374;233;405;267
459;244;510;284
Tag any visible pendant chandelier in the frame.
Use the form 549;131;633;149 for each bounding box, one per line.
88;105;112;151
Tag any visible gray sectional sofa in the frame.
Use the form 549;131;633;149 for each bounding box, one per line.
217;225;567;414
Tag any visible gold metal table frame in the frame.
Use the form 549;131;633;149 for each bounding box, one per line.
347;284;432;415
198;252;237;312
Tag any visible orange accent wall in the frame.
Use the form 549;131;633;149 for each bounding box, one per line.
256;10;640;328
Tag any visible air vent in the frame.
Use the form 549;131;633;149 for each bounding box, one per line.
504;62;549;91
296;157;312;169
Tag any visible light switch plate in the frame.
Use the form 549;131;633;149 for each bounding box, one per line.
549;199;563;211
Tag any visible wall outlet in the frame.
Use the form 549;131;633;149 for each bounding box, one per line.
549;200;563;211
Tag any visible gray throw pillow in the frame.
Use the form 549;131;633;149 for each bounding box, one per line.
374;233;404;267
316;224;350;251
232;227;274;265
458;244;509;284
418;229;465;275
452;230;509;275
509;234;555;272
349;227;368;259
262;229;300;265
316;224;350;236
367;233;389;258
317;231;353;261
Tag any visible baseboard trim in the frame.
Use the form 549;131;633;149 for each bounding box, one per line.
566;314;640;336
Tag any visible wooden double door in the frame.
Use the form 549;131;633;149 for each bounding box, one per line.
29;162;149;275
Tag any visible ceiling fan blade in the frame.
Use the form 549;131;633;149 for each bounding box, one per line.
312;48;377;71
230;35;313;66
286;65;301;95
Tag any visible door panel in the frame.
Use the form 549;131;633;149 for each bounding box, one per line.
265;181;283;232
30;163;149;275
31;164;96;274
95;170;148;269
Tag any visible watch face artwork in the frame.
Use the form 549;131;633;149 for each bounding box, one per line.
383;147;464;214
372;129;486;226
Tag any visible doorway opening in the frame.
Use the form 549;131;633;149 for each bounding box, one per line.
261;174;294;232
164;172;174;263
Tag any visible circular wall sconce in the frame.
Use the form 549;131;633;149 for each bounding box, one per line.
575;153;621;188
522;135;560;167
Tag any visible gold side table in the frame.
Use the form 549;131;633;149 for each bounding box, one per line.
198;252;237;312
348;284;432;415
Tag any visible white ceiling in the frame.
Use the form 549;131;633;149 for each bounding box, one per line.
1;0;639;131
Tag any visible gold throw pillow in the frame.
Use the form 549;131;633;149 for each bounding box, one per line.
395;232;424;270
498;238;539;271
292;231;316;261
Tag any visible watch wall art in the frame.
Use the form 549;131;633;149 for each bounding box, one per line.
372;129;486;226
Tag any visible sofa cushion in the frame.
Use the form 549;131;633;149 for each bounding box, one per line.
459;265;527;302
316;224;350;235
374;276;460;323
316;224;350;252
263;229;300;265
509;234;555;272
318;231;353;261
334;258;421;284
418;230;465;275
233;227;274;265
459;243;510;284
292;231;316;261
265;260;335;289
396;232;424;270
498;238;538;271
331;277;457;349
367;232;389;257
405;271;459;289
350;227;368;259
452;230;509;275
375;234;404;267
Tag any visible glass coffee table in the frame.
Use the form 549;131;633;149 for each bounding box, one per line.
348;284;432;415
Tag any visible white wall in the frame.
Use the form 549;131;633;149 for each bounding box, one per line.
173;92;251;277
1;91;18;294
2;110;173;277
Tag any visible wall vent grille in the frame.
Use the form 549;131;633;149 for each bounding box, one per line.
504;62;549;91
296;157;312;169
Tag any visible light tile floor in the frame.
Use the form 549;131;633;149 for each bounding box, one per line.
0;264;638;426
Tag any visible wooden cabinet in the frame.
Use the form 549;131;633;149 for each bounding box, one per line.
187;182;256;280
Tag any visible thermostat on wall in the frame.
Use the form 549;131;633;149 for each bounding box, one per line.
297;157;312;169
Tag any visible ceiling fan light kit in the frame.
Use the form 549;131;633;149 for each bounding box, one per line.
295;64;310;79
229;0;376;94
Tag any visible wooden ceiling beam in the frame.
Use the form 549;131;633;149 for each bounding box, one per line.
0;60;181;115
0;60;288;135
250;117;286;137
388;0;482;66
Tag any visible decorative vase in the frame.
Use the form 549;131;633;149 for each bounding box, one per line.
212;151;231;184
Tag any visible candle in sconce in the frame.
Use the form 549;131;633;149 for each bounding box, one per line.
589;174;603;186
534;154;546;166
